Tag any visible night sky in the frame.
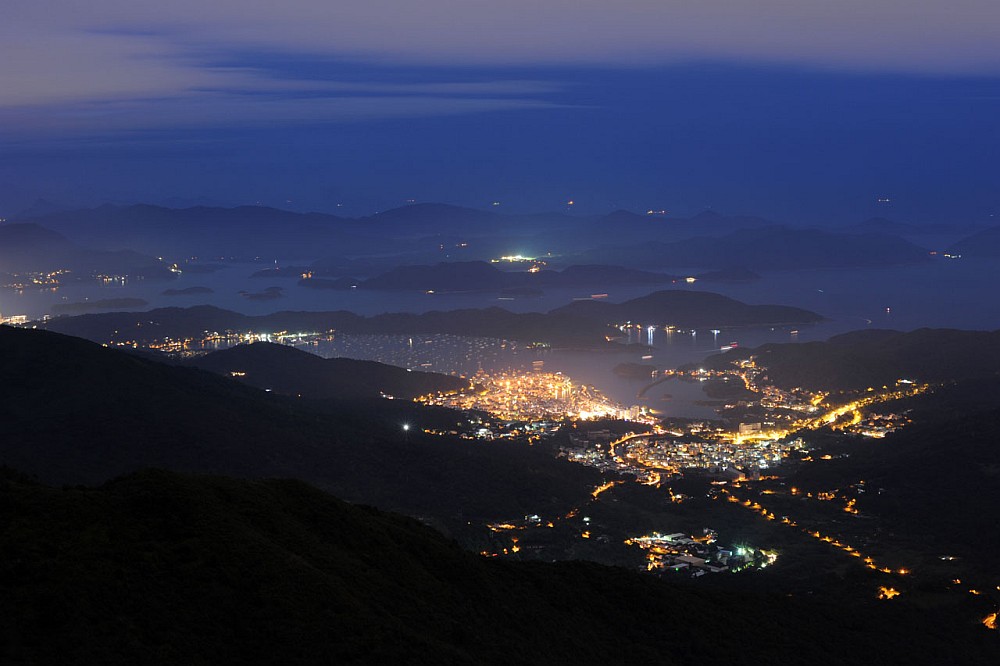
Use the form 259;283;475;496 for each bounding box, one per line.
3;1;999;223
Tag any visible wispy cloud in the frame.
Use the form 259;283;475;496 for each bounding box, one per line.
0;94;563;138
4;1;999;135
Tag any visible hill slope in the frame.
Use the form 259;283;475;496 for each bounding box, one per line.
0;325;597;528
187;342;467;399
705;328;1000;391
1;469;991;665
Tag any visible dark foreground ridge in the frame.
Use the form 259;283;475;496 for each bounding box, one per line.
0;468;992;665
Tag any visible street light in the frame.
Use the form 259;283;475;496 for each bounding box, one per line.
402;423;410;442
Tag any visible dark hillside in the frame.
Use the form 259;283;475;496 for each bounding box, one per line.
790;383;1000;564
188;342;467;399
0;469;992;665
0;325;597;528
704;328;1000;391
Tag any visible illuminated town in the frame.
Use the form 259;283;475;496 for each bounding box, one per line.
417;368;649;423
443;345;951;589
4;297;996;633
22;320;971;590
415;351;933;483
98;325;931;482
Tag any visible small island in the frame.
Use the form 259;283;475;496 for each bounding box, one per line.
298;277;359;290
162;286;214;296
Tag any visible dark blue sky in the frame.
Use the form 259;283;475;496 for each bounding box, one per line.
3;2;999;224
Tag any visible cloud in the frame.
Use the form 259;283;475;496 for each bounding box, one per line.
0;94;563;138
10;1;998;70
4;1;999;134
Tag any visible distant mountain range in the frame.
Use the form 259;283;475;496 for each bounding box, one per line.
16;201;932;271
51;298;149;315
12;201;778;262
845;216;983;237
0;223;172;280
949;225;1000;257
15;203;381;259
574;225;932;270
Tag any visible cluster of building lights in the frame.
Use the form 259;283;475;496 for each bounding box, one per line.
0;311;29;326
1;269;71;292
417;368;649;424
625;530;777;575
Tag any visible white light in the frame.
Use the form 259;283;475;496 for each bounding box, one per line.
402;424;410;431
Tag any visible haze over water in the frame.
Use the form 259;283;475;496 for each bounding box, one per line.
6;255;998;331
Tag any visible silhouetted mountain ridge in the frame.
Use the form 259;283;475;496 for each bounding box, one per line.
18;203;381;258
17;201;803;263
950;225;1000;257
0;222;171;278
187;342;467;400
578;225;930;269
